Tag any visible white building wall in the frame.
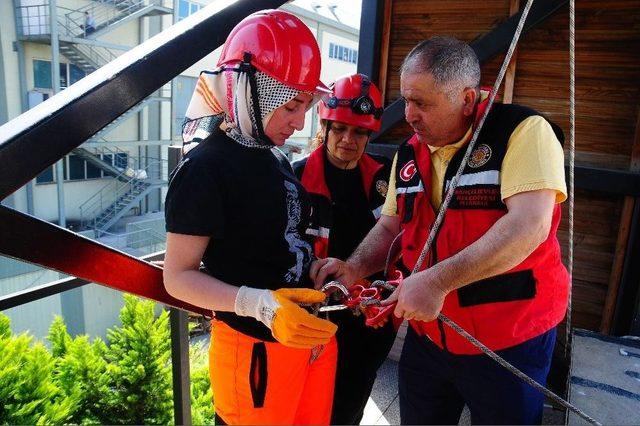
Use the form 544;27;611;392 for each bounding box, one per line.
81;283;126;340
33;178;116;222
0;269;65;338
11;188;30;213
319;30;359;81
1;2;23;122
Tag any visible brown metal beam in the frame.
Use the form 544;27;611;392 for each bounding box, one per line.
0;206;209;315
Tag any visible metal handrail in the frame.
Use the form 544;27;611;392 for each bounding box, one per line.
63;0;171;39
97;226;167;251
78;156;165;216
15;3;119;69
73;43;117;68
86;143;139;170
79;157;167;229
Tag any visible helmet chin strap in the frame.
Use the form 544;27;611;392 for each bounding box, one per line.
240;52;275;147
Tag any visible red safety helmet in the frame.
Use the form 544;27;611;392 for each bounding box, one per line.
217;9;327;94
318;74;384;132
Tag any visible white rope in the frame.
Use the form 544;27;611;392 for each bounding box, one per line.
565;0;576;359
404;0;599;423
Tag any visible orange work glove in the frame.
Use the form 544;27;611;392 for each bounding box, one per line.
234;286;337;349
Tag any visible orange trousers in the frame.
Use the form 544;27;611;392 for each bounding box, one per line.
209;320;337;425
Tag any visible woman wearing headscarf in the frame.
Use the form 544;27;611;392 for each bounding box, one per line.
163;10;337;425
293;74;397;424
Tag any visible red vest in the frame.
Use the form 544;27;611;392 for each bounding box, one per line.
395;102;569;354
295;146;388;258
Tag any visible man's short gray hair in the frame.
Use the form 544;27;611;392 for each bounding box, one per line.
400;36;481;101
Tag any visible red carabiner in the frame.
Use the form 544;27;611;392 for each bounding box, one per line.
363;270;403;327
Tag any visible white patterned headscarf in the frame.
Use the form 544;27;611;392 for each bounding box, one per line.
182;63;302;150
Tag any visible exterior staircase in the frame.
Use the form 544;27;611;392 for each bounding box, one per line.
91;180;153;233
72;146;131;180
15;0;172;235
58;41;116;73
79;156;167;235
16;1;171;65
61;0;172;40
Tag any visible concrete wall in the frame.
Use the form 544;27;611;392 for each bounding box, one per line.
0;260;65;339
0;2;22;124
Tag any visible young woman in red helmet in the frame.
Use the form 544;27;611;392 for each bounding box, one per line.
293;74;397;424
163;10;337;424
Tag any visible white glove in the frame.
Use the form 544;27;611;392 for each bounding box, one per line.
234;286;337;348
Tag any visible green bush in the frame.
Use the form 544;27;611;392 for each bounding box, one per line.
0;316;75;424
0;295;214;425
190;340;215;425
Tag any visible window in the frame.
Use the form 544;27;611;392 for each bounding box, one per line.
33;59;51;89
36;166;54;184
178;0;202;20
69;64;86;85
59;63;68;89
33;59;86;90
35;154;111;184
328;42;358;64
114;153;129;169
68;154;85;180
86;158;102;179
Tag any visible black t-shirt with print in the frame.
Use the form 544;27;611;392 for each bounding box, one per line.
165;130;315;341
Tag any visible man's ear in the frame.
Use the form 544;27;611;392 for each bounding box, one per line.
462;87;478;117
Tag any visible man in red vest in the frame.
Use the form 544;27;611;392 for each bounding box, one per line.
312;36;569;424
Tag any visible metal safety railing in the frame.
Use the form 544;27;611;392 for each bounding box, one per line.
96;227;167;254
15;3;118;70
15;0;171;38
65;0;148;38
79;157;167;232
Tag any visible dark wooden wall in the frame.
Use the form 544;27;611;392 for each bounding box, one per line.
377;0;640;334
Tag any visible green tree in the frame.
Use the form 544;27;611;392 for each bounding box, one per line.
98;295;173;424
189;340;215;425
49;317;111;424
0;315;75;425
1;298;214;425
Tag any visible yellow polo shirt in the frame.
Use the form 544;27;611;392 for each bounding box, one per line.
381;115;567;216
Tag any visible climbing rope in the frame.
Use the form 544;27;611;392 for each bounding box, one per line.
565;0;576;359
406;0;598;423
